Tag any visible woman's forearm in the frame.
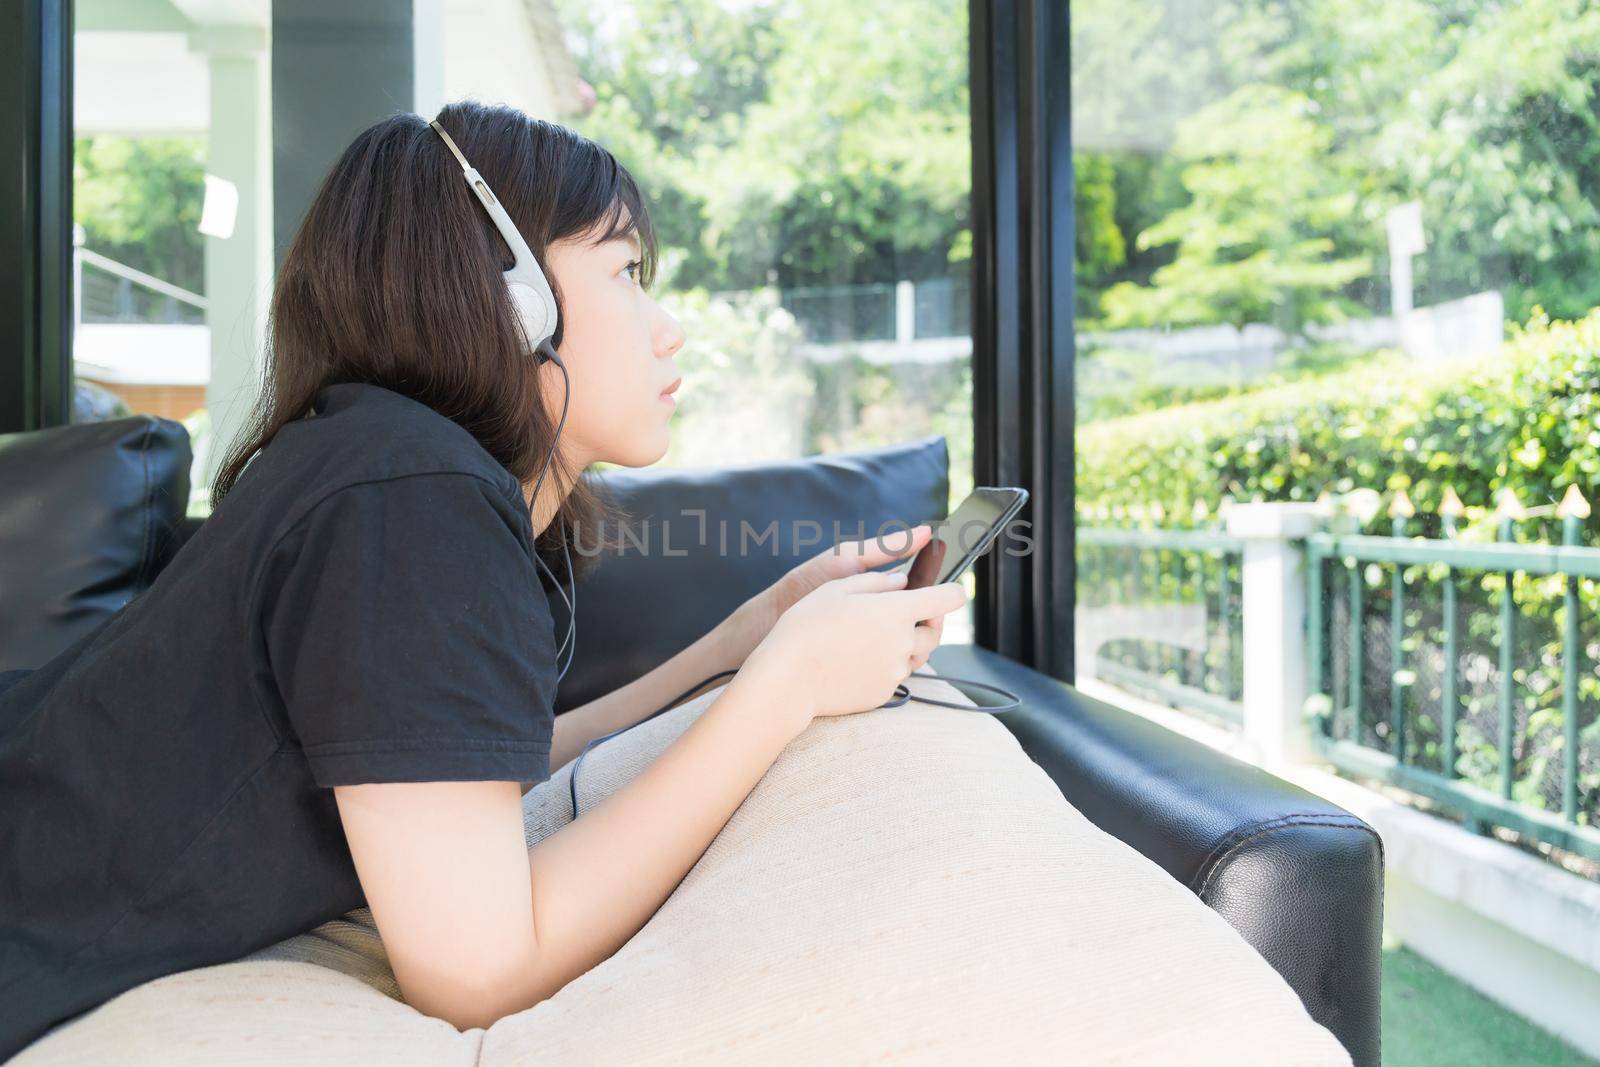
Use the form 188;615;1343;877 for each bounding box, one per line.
517;668;806;1006
542;600;764;775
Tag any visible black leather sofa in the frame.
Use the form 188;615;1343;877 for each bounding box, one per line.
0;413;1383;1067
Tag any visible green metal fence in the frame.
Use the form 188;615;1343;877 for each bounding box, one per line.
1079;490;1599;864
1305;487;1600;863
1076;512;1247;726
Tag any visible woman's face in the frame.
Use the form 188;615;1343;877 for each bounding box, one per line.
537;223;685;474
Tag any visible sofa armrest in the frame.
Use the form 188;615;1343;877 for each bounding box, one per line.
0;415;193;671
927;643;1383;1067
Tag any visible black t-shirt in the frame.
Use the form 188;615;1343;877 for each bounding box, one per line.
0;381;560;1060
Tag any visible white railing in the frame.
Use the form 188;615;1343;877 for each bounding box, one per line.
74;247;208;328
72;248;211;389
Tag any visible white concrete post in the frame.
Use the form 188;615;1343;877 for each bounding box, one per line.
1223;501;1324;768
895;279;915;343
413;0;445;119
188;25;273;493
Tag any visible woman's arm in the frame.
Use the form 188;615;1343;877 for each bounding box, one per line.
336;665;809;1031
339;567;964;1033
537;596;767;780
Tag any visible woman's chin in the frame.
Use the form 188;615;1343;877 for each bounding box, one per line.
612;427;672;468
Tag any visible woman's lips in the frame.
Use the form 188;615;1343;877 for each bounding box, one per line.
660;377;682;403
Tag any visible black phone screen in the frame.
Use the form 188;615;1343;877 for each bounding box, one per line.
895;487;1028;589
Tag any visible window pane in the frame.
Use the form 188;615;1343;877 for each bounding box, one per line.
1071;0;1600;843
544;0;975;639
73;3;287;515
546;0;972;491
75;1;974;606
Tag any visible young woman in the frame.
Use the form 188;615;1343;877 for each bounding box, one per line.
0;100;965;1057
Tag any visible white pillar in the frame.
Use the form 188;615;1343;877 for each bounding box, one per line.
1387;200;1426;359
895;279;915;343
413;0;445;118
188;25;273;493
1223;501;1323;768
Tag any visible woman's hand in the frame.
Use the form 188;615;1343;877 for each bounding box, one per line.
734;568;968;730
721;524;946;672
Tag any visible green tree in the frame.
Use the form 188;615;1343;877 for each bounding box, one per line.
1098;84;1371;334
1076;0;1600;330
1212;0;1600;322
73;135;207;293
556;0;969;292
1072;152;1126;311
1386;0;1600;320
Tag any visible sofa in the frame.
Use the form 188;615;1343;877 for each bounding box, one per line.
0;413;1383;1065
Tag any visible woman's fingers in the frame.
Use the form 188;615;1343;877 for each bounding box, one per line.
887;581;967;620
834;568;913;594
908;619;941;671
799;524;932;586
835;523;932;572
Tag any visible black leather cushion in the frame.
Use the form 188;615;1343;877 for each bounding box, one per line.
554;434;950;713
0;416;192;672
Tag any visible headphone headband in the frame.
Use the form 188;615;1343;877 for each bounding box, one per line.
429;118;561;364
429;120;472;170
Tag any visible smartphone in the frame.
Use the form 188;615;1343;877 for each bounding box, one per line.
890;487;1029;588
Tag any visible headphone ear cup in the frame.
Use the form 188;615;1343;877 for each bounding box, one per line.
507;280;556;353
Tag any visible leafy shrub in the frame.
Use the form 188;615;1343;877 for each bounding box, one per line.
1079;307;1600;829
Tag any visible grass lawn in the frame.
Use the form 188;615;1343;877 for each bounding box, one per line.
1382;933;1598;1067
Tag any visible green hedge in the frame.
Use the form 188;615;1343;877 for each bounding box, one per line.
1078;307;1600;539
1078;307;1600;837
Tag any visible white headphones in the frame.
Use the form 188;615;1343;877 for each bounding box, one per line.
430;119;562;367
430;117;578;681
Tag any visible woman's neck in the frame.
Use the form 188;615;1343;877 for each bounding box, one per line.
524;480;565;536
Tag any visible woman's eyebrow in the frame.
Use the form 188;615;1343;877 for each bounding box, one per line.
605;227;639;252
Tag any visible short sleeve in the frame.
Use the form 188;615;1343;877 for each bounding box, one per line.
259;472;558;788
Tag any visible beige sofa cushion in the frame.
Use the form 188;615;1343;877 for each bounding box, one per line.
15;668;1353;1066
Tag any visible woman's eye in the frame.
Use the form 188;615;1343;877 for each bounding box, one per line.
622;259;642;284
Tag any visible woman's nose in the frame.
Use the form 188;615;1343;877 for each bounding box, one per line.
657;310;686;359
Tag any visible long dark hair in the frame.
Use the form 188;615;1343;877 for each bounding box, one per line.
209;100;658;583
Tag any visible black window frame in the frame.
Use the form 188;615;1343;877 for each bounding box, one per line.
2;0;1079;682
969;0;1076;681
1;0;74;435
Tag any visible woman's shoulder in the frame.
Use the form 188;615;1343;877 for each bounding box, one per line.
236;382;527;535
291;382;518;489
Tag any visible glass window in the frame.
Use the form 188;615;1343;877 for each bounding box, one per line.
73;3;281;518
543;0;975;638
74;0;975;594
1072;0;1600;849
546;0;972;489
